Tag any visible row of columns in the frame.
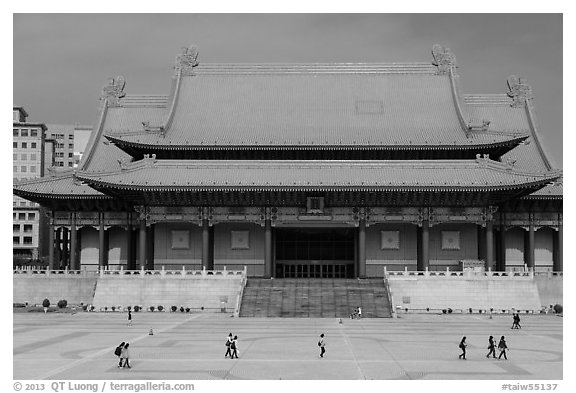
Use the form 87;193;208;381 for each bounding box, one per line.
48;212;562;274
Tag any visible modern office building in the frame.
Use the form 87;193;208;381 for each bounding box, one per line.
13;107;51;262
13;45;562;276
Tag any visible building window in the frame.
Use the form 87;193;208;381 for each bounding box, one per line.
23;237;33;244
28;213;36;220
68;153;73;158
13;166;18;172
21;154;27;160
68;162;73;167
13;213;17;220
21;129;28;137
13;224;20;232
23;224;33;233
18;213;26;220
30;166;36;173
20;166;27;173
306;197;325;213
69;144;74;149
31;130;38;137
19;201;27;207
13;153;18;160
13;129;19;137
31;142;36;149
69;135;74;140
13;237;20;245
30;154;36;160
13;142;17;148
21;142;27;148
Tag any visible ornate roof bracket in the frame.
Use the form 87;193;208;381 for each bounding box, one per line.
175;45;199;76
100;76;126;107
431;44;457;75
507;75;534;108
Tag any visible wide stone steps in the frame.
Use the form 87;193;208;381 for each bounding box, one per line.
239;279;393;318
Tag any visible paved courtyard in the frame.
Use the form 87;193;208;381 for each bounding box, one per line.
13;312;562;380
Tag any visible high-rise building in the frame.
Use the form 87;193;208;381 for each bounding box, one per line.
12;107;51;262
45;124;92;169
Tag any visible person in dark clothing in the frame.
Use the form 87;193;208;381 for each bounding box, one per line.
318;334;326;358
121;343;131;368
225;333;233;358
127;310;132;326
498;336;508;360
230;336;239;359
115;342;125;367
486;335;496;358
458;336;467;360
515;313;521;329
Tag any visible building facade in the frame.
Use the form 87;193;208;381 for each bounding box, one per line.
13;107;51;261
13;45;562;276
45;124;93;169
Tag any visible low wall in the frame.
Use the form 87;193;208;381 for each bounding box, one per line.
386;271;547;312
534;274;563;307
13;271;97;305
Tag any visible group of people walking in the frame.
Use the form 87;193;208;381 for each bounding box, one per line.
225;333;239;359
458;335;508;360
114;342;131;368
511;313;522;329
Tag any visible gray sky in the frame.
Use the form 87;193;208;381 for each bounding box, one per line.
13;14;563;167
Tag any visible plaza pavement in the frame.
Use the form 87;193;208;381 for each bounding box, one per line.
13;312;562;380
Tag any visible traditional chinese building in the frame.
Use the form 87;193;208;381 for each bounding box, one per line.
13;45;562;278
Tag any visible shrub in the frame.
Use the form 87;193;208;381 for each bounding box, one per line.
90;305;95;311
448;308;453;314
185;308;190;313
158;305;164;312
149;306;155;312
554;304;563;314
104;306;108;311
42;298;50;308
468;308;472;313
134;306;140;312
127;306;132;311
111;306;116;312
180;307;184;313
171;306;177;312
442;309;447;314
57;299;68;309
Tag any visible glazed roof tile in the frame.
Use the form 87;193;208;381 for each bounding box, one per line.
76;159;560;191
13;172;107;198
105;63;526;148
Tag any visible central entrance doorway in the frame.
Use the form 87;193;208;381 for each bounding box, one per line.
275;227;355;278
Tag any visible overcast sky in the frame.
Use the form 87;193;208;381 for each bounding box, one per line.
13;13;563;167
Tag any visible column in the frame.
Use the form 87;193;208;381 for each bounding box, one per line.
62;227;69;268
553;214;562;272
146;224;155;270
70;215;78;270
485;220;493;270
525;214;535;270
126;216;135;270
202;218;210;270
139;217;146;269
498;223;507;271
358;219;366;278
48;222;55;270
264;219;272;278
477;226;486;262
98;212;106;269
55;228;62;269
417;219;430;271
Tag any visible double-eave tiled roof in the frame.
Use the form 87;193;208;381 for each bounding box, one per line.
75;158;561;192
13;172;108;199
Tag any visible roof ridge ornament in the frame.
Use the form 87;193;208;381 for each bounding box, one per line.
176;45;199;76
431;44;457;75
507;75;534;107
101;76;126;107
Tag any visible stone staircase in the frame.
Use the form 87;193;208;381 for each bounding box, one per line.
239;279;393;318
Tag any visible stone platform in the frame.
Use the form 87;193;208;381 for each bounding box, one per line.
13;312;562;380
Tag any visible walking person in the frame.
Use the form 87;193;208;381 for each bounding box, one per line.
127;309;132;326
230;336;239;359
498;336;508;360
318;333;326;358
458;336;467;360
114;342;125;368
515;313;522;329
121;343;131;368
224;333;233;358
357;306;362;319
511;313;518;329
486;336;496;358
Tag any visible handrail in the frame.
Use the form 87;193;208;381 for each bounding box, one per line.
13;266;246;278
